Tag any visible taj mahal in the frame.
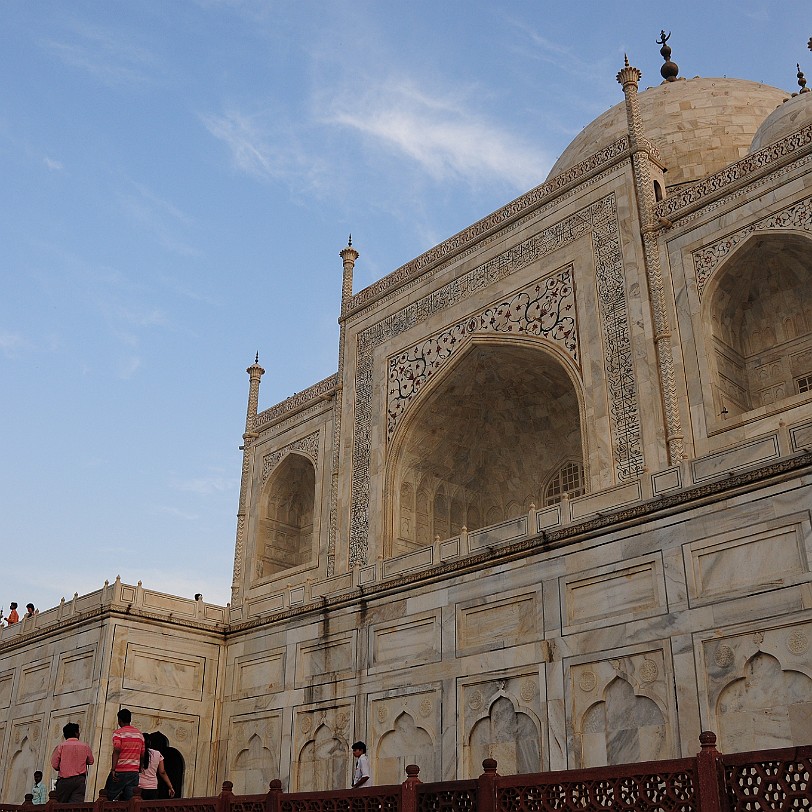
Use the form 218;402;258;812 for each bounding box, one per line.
2;32;812;804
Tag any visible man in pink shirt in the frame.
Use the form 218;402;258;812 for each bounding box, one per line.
51;722;94;802
106;708;145;801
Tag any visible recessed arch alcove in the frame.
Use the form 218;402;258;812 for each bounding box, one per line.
386;338;585;558
254;452;316;580
704;232;812;420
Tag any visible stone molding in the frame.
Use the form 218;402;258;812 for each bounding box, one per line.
254;375;337;429
261;431;321;483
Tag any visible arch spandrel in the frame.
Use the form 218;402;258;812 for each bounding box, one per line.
384;336;587;559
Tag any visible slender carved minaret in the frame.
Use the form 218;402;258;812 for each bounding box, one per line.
325;237;359;575
230;354;265;604
617;55;685;464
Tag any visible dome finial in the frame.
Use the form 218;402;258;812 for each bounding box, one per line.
657;30;679;83
348;233;352;247
797;63;809;93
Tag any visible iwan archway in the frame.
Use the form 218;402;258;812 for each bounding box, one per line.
386;338;586;558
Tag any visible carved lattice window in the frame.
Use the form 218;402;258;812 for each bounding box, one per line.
544;461;584;506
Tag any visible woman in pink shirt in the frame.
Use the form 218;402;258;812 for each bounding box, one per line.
139;733;175;799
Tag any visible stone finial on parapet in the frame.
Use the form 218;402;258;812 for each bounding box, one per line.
616;54;642;90
657;30;679;82
340;235;359;313
245;353;265;432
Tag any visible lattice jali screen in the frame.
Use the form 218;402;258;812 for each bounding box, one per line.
496;772;696;812
231;797;268;812
723;756;812;811
280;792;399;812
417;783;477;812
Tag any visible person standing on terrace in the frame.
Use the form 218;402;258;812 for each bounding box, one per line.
51;722;94;802
351;741;371;788
107;709;145;801
4;603;19;625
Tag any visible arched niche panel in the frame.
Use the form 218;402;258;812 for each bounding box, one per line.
468;696;540;777
376;712;436;784
387;339;584;558
255;453;316;581
703;232;812;419
297;724;349;792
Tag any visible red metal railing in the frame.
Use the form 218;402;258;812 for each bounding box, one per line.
9;734;811;812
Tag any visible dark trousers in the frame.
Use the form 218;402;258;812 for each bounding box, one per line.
106;771;139;801
140;788;159;800
55;774;87;803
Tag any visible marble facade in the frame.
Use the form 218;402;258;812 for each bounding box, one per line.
3;52;812;803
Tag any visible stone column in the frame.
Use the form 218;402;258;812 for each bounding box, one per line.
230;355;265;604
327;239;359;575
617;58;685;464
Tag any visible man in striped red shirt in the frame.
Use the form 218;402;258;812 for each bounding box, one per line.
106;709;145;801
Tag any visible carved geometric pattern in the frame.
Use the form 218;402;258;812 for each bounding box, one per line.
418;788;477;812
255;375;337;430
350;193;641;565
350;138;630;314
657;123;812;220
692;196;812;299
387;268;578;441
496;771;695;812
282;794;399;812
262;432;320;483
723;752;812;812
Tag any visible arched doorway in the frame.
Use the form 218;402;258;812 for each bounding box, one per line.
147;732;185;799
388;340;584;557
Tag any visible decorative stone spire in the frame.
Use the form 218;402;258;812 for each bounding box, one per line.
798;64;809;94
657;30;679;83
339;235;359;313
245;352;265;432
616;54;642;90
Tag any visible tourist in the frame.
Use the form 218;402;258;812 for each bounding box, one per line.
5;603;19;625
25;603;37;618
31;771;47;805
139;733;175;799
51;722;94;802
106;709;145;801
351;741;371;788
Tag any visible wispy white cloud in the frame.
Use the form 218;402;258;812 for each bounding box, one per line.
200;110;329;192
119;182;200;257
157;505;200;521
40;22;159;87
169;475;238;495
117;355;142;379
43;157;63;171
0;332;27;358
324;78;551;190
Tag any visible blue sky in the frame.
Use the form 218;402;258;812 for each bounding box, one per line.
2;1;809;613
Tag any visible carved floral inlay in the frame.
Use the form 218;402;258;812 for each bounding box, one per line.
387;268;578;441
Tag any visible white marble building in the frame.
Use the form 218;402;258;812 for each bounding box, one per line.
2;40;812;803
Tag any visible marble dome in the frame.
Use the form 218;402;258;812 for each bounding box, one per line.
750;91;812;152
548;77;788;186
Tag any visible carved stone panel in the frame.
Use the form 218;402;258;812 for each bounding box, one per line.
232;649;286;698
569;649;672;768
370;686;441;783
123;644;206;701
456;590;540;655
701;621;812;753
5;717;43;804
684;515;810;606
291;704;353;792
368;610;442;672
226;711;282;795
294;632;356;688
17;659;52;704
0;670;13;709
459;672;544;778
55;647;95;695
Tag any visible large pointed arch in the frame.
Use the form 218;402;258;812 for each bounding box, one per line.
385;336;586;558
254;452;316;581
702;231;812;421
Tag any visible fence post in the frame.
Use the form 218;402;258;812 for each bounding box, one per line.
265;779;283;812
477;759;498;812
218;781;235;812
696;731;724;812
129;784;143;812
401;765;421;812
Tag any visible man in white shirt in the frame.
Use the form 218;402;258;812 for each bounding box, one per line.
351;741;371;788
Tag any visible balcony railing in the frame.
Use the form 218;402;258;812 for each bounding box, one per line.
8;733;811;812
